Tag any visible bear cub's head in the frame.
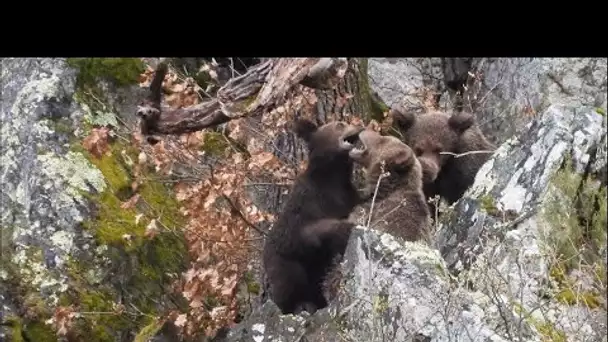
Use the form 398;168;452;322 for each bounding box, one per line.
294;118;365;159
391;107;475;184
348;128;422;194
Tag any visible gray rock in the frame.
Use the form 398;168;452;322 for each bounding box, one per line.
368;58;445;110
466;58;607;144
368;58;607;145
1;57;105;303
225;227;533;342
224;103;606;342
437;104;606;272
1;57;182;341
436;103;607;342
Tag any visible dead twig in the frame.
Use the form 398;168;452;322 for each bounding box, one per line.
440;150;495;158
221;193;268;237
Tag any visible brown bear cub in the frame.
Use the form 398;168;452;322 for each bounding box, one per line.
349;129;432;242
390;107;496;207
263;118;364;315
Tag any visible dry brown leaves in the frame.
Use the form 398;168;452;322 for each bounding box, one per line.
171;151;274;336
49;306;77;336
421;86;440;111
139;65;156;88
139;64;203;109
132;62;320;338
82;127;111;159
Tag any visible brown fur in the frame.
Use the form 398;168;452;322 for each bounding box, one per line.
263;118;363;315
391;107;496;206
349;129;432;242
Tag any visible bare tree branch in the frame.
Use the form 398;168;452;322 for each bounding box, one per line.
439;150;495;158
136;58;351;143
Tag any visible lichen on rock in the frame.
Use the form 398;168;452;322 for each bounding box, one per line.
436;104;607;342
1;57;189;341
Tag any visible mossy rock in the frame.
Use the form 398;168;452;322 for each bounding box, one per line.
479;194;501;217
3;316;58;342
201;131;249;157
133;319;166;342
57;137;190;340
243;271;261;295
512;302;567;342
67;58;145;89
555;288;602;309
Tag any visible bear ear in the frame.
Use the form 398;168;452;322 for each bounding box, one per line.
387;149;414;173
391;107;416;131
388;149;413;173
293;118;318;142
448;112;475;134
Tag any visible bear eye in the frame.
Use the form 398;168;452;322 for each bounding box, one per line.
414;148;423;156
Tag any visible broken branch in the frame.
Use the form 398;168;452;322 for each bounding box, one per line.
136;58;350;142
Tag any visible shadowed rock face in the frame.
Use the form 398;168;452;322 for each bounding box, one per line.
223;102;607;342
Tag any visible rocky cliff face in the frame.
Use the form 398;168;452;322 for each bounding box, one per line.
1;58;606;342
1;58;187;341
226;58;607;341
224;102;607;342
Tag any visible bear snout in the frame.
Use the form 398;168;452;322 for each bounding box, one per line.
418;157;440;183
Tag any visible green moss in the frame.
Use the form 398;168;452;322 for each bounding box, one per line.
22;321;57;342
353;57;389;123
133;319;165;342
67;58;145;89
549;264;567;284
596;107;606;116
436;202;456;226
544;160;607;270
555;288;601;309
479;194;501;217
5;315;58;342
5;316;25;342
536;322;567;342
372;292;389;314
22;292;52;319
194;70;214;91
67;58;144;133
0;246;59;340
201;132;232;157
356;58;378;123
243;271;261;295
512;302;567;342
370;92;389;122
59;137;189;339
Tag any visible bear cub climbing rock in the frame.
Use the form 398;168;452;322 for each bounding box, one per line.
391;107;496;206
349;129;432;242
263;118;364;315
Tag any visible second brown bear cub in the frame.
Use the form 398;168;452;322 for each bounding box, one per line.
349;129;432;242
391;107;496;206
263;118;364;315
